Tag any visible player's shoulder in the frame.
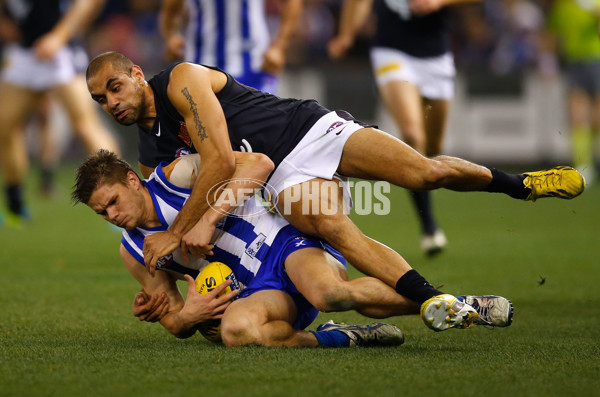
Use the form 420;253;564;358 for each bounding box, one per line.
160;154;201;189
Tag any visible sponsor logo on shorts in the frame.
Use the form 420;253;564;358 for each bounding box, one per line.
294;238;307;247
326;121;344;134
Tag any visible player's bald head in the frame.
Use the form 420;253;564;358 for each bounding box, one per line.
86;51;134;80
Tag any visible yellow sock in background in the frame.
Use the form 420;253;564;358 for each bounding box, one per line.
572;127;593;169
572;126;596;183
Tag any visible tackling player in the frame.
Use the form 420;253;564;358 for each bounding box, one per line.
72;151;513;347
85;52;582;328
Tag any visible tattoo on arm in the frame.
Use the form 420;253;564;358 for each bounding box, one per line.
181;87;209;142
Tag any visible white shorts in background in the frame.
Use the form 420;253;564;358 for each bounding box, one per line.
1;45;78;91
370;47;455;100
264;111;365;207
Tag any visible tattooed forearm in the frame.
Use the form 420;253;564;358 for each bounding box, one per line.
181;87;209;142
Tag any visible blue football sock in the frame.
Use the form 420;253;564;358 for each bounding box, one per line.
310;330;350;347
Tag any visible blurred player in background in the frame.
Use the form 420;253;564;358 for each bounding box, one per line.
73;150;513;347
543;0;600;185
328;0;483;255
0;0;120;226
159;0;303;93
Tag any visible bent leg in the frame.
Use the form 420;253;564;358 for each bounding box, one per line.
53;76;121;155
285;247;420;318
277;179;412;287
220;290;318;347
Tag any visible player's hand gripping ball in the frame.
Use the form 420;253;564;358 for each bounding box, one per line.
195;262;242;342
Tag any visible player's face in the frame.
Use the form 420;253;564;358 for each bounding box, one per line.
87;64;147;126
88;179;147;230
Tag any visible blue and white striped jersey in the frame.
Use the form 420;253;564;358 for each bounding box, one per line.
183;0;274;90
120;162;290;286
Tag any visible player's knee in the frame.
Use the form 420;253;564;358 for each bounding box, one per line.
309;283;354;313
306;214;344;244
419;158;450;189
221;315;262;347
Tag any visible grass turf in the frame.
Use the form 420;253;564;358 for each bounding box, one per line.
1;165;598;397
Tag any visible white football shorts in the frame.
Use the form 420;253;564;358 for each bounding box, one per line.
370;46;455;100
1;44;79;91
264;110;366;209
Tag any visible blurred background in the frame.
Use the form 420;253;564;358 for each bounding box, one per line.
1;0;594;168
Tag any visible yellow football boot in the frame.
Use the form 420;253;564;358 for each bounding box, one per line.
522;166;585;201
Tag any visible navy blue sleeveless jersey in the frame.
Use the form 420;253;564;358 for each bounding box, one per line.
2;0;62;48
137;62;330;169
373;0;450;58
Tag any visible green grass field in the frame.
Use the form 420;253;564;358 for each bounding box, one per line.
1;165;599;397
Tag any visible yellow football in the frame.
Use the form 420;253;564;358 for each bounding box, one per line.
194;262;241;342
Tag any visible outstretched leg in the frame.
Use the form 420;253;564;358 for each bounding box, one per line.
338;128;585;200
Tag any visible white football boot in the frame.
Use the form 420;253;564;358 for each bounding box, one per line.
421;229;447;256
458;295;513;327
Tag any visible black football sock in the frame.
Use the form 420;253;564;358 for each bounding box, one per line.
484;167;528;199
6;184;24;215
409;190;437;235
395;269;443;304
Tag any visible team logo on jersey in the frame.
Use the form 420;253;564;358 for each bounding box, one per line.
175;147;191;158
326;121;344;134
245;233;267;258
178;121;193;147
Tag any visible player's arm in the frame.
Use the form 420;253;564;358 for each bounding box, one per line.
142;63;236;274
121;244;237;338
33;0;106;60
0;4;21;44
159;0;186;61
262;0;303;75
180;151;274;259
327;0;374;59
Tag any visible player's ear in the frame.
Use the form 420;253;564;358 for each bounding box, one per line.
127;171;141;188
131;65;145;83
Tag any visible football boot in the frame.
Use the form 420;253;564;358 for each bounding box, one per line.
316;320;405;347
457;295;513;327
421;294;478;332
421;229;447;256
522;166;585;201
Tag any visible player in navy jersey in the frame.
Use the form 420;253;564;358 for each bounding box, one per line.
329;0;480;255
0;0;119;226
85;52;583;331
159;0;302;93
73;150;513;346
